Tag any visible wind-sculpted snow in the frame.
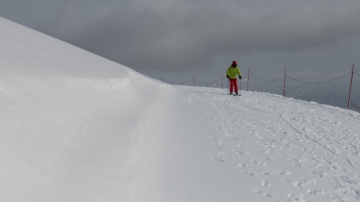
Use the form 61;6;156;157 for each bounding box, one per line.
178;86;360;201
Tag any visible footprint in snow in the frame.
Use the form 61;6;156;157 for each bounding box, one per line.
245;171;256;176
237;163;246;168
278;171;292;175
292;181;302;187
307;189;325;195
260;149;272;154
254;190;273;197
286;193;306;201
232;150;246;156
260;181;270;187
214;157;226;163
258;170;270;176
250;159;266;166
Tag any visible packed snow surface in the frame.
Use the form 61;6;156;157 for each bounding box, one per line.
177;87;360;202
1;17;360;202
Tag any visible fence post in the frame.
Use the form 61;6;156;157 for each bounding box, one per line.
222;75;224;88
214;81;217;88
283;68;287;97
247;68;250;91
347;64;355;109
193;76;195;86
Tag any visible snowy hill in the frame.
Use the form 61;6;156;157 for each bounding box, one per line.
1;17;360;202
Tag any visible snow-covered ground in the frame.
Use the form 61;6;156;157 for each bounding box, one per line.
1;17;360;202
177;87;360;202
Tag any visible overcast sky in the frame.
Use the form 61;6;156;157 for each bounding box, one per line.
1;0;360;83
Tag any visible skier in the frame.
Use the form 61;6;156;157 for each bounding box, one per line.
226;61;242;95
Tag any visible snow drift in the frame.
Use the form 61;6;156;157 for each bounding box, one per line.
0;17;177;201
1;17;360;202
0;16;229;202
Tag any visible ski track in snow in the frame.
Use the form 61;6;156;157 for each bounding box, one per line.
177;86;360;202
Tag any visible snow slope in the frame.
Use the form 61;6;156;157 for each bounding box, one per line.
177;87;360;201
1;17;360;202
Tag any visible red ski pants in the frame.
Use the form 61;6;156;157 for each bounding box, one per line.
229;78;238;94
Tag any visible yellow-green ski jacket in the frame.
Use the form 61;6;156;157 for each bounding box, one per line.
226;66;241;79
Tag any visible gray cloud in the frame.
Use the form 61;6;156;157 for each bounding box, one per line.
2;0;360;72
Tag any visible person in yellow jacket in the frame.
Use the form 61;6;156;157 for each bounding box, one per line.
226;61;242;95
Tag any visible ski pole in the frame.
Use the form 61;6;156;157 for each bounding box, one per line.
239;80;241;96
